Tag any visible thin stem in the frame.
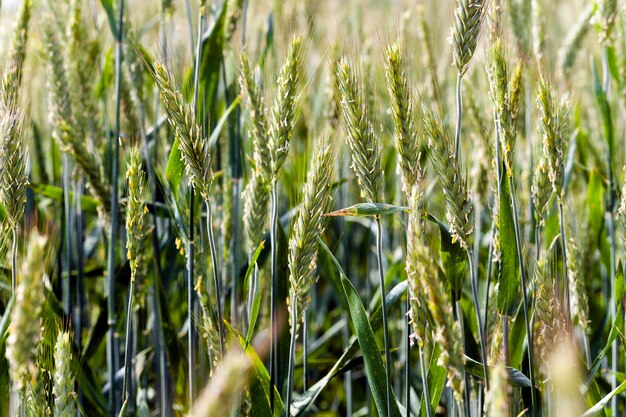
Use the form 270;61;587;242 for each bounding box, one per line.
467;252;489;390
123;276;136;399
269;183;278;411
405;296;410;417
206;199;226;354
454;73;463;161
285;299;297;416
107;0;125;412
11;226;17;293
187;189;195;407
558;201;571;325
419;345;432;417
508;175;538;414
455;300;472;417
62;154;72;314
375;217;392;417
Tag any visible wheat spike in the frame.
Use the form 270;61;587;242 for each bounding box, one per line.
240;53;271;181
507;0;531;55
125;147;148;281
53;331;76;417
6;232;48;391
536;78;569;200
243;169;269;252
484;360;510;417
268;35;304;180
384;42;422;198
3;0;32;99
406;186;465;401
595;0;618;44
143;53;213;200
288;136;336;332
43;22;110;210
451;0;487;75
335;56;384;203
423;107;473;251
565;222;589;333
0;97;28;229
487;39;524;177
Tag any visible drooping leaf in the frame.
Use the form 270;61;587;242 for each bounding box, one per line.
424;211;466;301
245;240;267;346
341;276;402;417
583;379;626;416
325;203;408;217
498;175;520;316
464;355;531;387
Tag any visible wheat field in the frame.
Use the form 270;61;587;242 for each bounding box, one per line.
0;0;624;416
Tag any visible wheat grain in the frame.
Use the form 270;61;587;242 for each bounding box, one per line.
53;331;76;417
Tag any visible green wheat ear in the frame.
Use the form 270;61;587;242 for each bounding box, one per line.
384;41;422;198
268;35;304;181
125;147;149;282
334;56;384;204
451;0;487;75
288;134;336;332
423;106;473;251
0;96;28;230
405;185;465;402
6;232;48;392
53;331;76;417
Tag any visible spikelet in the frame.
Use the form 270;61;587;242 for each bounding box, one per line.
451;0;487;75
594;0;618;44
6;232;48;391
546;342;585;417
225;0;244;42
243;170;269;252
532;156;552;224
384;42;422;198
287;136;336;332
3;0;32;98
240;53;271;181
53;331;76;417
189;350;253;417
565;223;589;333
533;249;569;375
536;78;570;200
559;4;594;78
143;54;213;200
335;57;384;203
43;22;110;210
197;285;222;373
487;39;524;177
417;5;440;100
405;185;465;401
26;370;52;417
268;35;304;181
484;360;510;417
0;97;28;229
423;107;473;251
125;147;148;282
405;186;427;348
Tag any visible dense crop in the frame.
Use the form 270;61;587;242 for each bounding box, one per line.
1;0;626;416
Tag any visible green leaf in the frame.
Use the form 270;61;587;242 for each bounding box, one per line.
245;240;267;346
593;64;614;166
419;344;446;417
325;203;408;218
30;183;100;213
587;170;604;241
341;276;402;417
464;356;531;387
498;175;520;315
508;308;526;370
424;212;466;301
98;0;118;38
583;379;626;416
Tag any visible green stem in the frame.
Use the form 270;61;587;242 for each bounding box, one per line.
206;200;225;354
467;252;489;390
508;175;538;414
558;201;571;325
269;183;278;411
107;0;125;412
454;73;463;161
418;345;432;417
11;226;17;293
123;276;135;400
187;189;195;406
285;298;297;416
375;217;392;417
455;300;471;417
